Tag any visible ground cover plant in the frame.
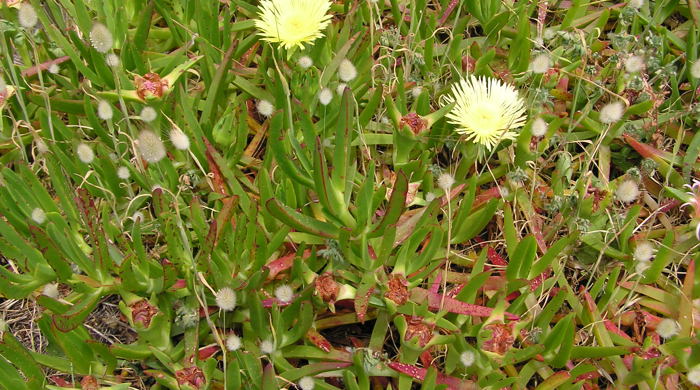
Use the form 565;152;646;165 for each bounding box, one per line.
0;0;699;388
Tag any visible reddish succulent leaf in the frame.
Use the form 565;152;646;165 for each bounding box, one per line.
265;249;312;280
261;297;293;308
203;138;228;195
623;133;662;159
487;247;508;267
198;344;220;360
604;320;633;341
387;362;475;390
306;329;332;353
48;376;72;387
412;287;520;320
355;283;375;323
473;187;501;208
529;270;549;291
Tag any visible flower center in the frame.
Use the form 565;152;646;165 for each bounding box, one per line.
469;104;500;133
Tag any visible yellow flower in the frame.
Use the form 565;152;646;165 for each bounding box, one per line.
255;0;333;50
443;76;527;150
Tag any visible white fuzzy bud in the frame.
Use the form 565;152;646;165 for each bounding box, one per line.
318;88;333;105
132;211;145;222
656;318;680;338
633;241;655;262
215;287;237;311
105;53;120;67
18;3;38;29
338;59;357;82
531;117;548;137
90;23;114;53
256;99;274;117
688;365;700;385
616;179;640;203
298;56;313;69
691;61;700;79
624;55;644;73
31;208;46;224
226;334;242;351
169;128;190;150
530;53;551;74
411;86;423;98
460;350;475;367
42;283;60;299
35;139;48;154
137;130;166;163
599;101;625;124
97;100;113;120
437;173;455;191
635;260;651;275
274;285;294;303
48;64;60;74
628;0;644;9
259;340;275;354
298;376;315;390
77;143;95;163
117;166;130;180
139;106;157;122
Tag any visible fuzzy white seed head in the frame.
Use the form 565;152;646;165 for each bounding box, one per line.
274;285;294;303
624;55;645;73
140;106;157;122
691;61;700;79
689;366;700;385
338;59;357;82
460;350;476;367
215;287;237;311
635;260;651;275
169;128;190;150
411;86;423;98
437;173;455;191
628;0;644;9
599;101;625;124
35;139;48;154
336;83;348;95
298;376;315;390
31;208;46;224
530;53;551;74
256;99;275;117
117;166;130;180
318;88;333;105
425;193;436;202
97;100;113;120
226;334;242;351
42;283;60;299
616;179;640;203
132;211;145;222
77;143;95;163
633;241;655;262
260;340;275;354
531;117;548;137
298;56;313;69
90;23;113;53
137;130;166;163
48;63;60;74
18;3;38;29
105;53;120;67
656;318;680;338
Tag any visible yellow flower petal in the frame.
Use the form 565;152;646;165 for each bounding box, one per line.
255;0;333;50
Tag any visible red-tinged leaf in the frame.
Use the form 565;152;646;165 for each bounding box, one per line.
604;320;633;341
355;280;374;323
623;133;663;159
487;247;508;267
175;366;206;388
420;350;433;367
198;306;218;318
429;271;443;294
412;287;520;320
529;270;549;291
536;371;571;390
198;344;220;360
387;362;476;390
265;249;312;280
48;375;72;386
261;297;293;308
447;284;464;298
169;279;187;291
473;187;501;208
203;137;228;196
306;329;332;353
